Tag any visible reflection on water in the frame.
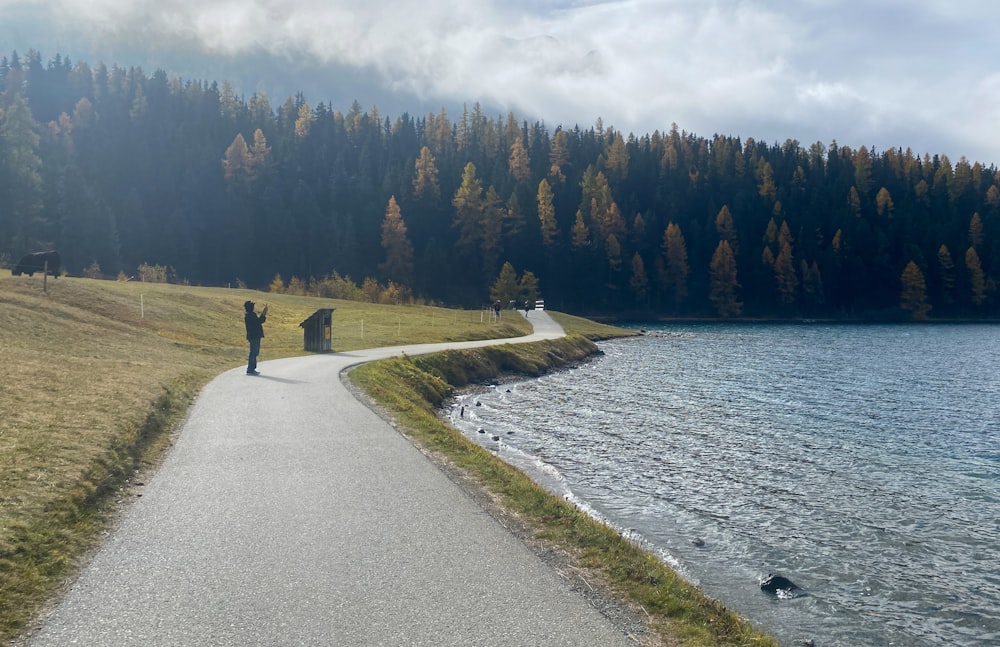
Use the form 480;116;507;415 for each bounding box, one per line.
447;324;1000;647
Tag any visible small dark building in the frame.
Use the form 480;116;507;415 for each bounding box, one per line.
300;308;335;352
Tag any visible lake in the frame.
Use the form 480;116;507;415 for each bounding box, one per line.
446;324;1000;646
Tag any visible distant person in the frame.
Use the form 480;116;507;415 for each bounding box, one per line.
244;300;268;375
524;300;530;317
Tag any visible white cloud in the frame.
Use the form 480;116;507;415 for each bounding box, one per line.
1;0;998;164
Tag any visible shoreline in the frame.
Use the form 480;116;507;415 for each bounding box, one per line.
347;334;780;646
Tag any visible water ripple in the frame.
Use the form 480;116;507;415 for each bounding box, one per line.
447;324;1000;647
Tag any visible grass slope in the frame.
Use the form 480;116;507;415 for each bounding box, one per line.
0;272;527;641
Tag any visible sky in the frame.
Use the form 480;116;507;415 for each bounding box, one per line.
2;0;999;166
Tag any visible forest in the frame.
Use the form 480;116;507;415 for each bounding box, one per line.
2;49;999;319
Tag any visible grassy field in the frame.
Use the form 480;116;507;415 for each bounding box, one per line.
0;271;530;641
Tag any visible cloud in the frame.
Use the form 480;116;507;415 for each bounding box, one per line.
1;0;998;164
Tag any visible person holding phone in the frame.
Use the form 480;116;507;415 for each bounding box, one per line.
243;300;268;375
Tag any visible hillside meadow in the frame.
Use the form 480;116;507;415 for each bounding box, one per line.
0;271;531;640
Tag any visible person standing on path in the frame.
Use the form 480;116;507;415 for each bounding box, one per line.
244;300;268;375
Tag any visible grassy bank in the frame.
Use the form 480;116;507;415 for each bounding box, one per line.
0;272;527;641
348;333;778;646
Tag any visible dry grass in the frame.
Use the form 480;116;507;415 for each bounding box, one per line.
0;271;528;641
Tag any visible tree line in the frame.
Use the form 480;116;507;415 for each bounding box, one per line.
2;49;999;319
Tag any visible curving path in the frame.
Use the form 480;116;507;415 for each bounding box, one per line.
26;311;635;646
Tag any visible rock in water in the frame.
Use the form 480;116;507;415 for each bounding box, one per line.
760;574;804;598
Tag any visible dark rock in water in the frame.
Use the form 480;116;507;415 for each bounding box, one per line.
491;435;500;441
476;401;482;406
477;428;485;434
506;430;514;435
760;573;804;598
691;538;705;547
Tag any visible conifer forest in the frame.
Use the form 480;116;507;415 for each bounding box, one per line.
2;50;999;319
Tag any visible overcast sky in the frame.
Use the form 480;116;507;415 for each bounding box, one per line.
2;0;998;165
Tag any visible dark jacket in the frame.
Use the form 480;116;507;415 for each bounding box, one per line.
245;311;266;341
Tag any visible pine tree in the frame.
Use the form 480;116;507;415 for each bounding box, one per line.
294;102;313;139
968;212;984;251
490;261;519;304
774;243;798;305
452;162;484;254
508;136;530;184
548;129;569;184
801;260;824;308
412;146;440;202
900;261;931;320
630;252;649;306
756;160;776;201
571;210;590;251
660;222;689;306
249;129;270;175
518;270;540;305
965;246;986;306
709;240;742;317
0;93;44;250
222;133;251;184
480;186;504;281
379;196;414;285
536;178;557;248
715;205;738;256
606;234;622;274
937;244;956;305
774;221;798;305
875;187;894;217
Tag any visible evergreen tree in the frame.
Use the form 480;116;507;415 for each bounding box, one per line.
490;261;519;304
969;212;984;251
606;233;622;274
629;252;649;306
548;129;569;184
480;185;504;282
965;246;986;306
0;93;44;252
571;210;590;251
660;222;689;307
222;133;251;184
801;260;824;309
715;205;738;256
774;221;798;305
536;178;557;248
412;146;440;199
875;187;894;218
709;240;742;317
452;162;484;255
518;270;540;305
379;195;414;286
937;244;956;305
900;261;931;320
508;136;530;184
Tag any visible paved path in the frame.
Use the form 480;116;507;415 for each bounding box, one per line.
26;312;635;646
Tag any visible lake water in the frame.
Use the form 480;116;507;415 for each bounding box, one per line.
445;324;1000;647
